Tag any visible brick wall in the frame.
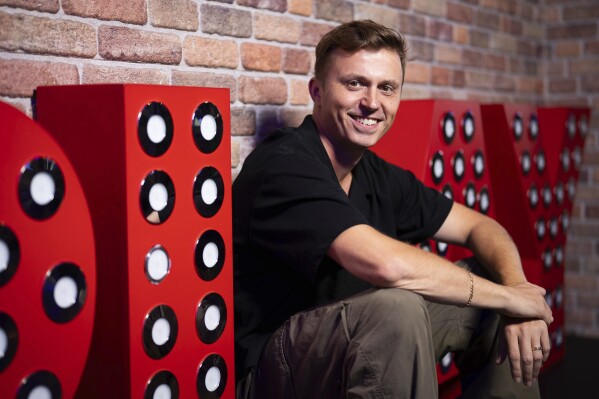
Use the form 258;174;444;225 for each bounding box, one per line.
1;0;598;337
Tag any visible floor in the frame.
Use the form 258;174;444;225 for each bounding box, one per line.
538;335;599;398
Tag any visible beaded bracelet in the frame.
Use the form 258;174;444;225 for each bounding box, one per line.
458;269;474;308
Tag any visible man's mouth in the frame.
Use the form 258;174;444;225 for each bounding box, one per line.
351;116;380;126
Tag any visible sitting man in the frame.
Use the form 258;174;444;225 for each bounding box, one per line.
233;19;552;398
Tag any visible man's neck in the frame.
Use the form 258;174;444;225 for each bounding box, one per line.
318;132;363;195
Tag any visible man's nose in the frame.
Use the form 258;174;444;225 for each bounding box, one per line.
360;87;380;110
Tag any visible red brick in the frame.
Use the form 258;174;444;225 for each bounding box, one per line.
447;2;474;23
555;41;582;57
290;79;310;105
231;108;256;136
494;74;516;91
502;17;523;35
570;60;599;75
547;24;597;40
404;62;430;84
300;21;335;46
288;0;312;16
354;3;402;33
171;71;237;102
409;39;434;62
82;64;169;85
549;79;577;93
454;25;469;44
582;75;599;92
476;10;501;30
99;25;181;64
480;0;517;14
462;49;485;68
254;13;301;44
585;40;599;55
517;39;537;57
399;13;426;36
435;44;462;65
0;12;96;57
63;0;146;24
237;0;286;12
239;76;287;105
314;0;354;23
413;0;445;17
484;53;507;71
428;20;453;42
283;48;312;75
388;0;409;9
0;59;79;97
564;4;599;21
470;29;490;48
431;66;451;86
540;7;559;23
0;0;58;12
466;70;494;90
517;76;542;94
201;3;252;38
183;37;238;69
149;0;198;31
241;43;281;72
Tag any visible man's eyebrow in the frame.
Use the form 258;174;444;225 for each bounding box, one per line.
339;74;401;88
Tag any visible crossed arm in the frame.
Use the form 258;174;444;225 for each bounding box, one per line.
327;200;553;386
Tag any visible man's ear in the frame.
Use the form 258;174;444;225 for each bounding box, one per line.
309;77;322;104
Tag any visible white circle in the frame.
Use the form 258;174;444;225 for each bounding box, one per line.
480;192;489;212
543;188;552;205
147;115;167;144
536;154;545;172
149;183;168;212
444;119;455;140
204;304;221;331
545;293;553;308
202;242;219;268
433;159;444;179
550;219;558;237
30;172;55;206
28;386;52;399
464;118;474;138
53;276;78;309
201;179;218;206
0;327;7;358
201;114;218;141
530;119;539;137
437;242;448;252
466;189;476;207
573;147;582;168
555;248;564;264
474;155;484;175
514;119;523;137
562;213;570;231
529;189;538;206
567;114;576;138
0;239;9;273
152;318;171;346
454;157;464;177
153;384;172;399
537;222;546;237
521;154;531;172
147;247;169;282
561;149;570;171
441;352;452;368
204;367;221;393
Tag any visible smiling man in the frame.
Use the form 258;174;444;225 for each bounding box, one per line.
233;20;552;399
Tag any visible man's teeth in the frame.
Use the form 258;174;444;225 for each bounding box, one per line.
354;116;378;126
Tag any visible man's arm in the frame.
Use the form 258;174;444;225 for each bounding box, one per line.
327;201;552;385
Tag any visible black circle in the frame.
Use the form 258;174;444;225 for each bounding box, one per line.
542;249;552;270
461;111;475;143
529;114;539;140
561;148;570;172
16;370;62;399
0;312;18;371
472;150;485;179
0;224;20;287
549;217;559;239
554;245;564;267
430;152;444;185
478;187;490;215
140;170;176;225
419;241;432;252
452;151;465;183
535;150;546;175
193;167;224;218
194;230;226;282
555;182;565;206
566;113;576;139
18;157;65;220
464;183;476;209
193;102;224;154
138;102;174;157
144;370;179;399
528;184;539;209
536;217;546;241
143;305;178;360
42;262;87;323
555;285;563;308
435;241;448;257
196;354;228;399
439;352;453;375
513;113;524;141
196;293;227;344
542;183;552;208
441;112;456;144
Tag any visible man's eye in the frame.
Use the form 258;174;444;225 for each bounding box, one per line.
348;80;361;87
380;85;394;94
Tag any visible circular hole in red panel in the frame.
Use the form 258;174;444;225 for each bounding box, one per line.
554;245;564;267
554;182;565;206
439;352;453;374
542;184;552;208
441;184;453;201
145;245;171;284
143;305;178;360
138;102;174;157
520;151;531;176
472;150;484;179
554;285;563;309
478;187;490;215
193;167;224;218
529;113;539;141
441;112;456;144
579;115;588;138
548;217;559;239
16;370;62;399
197;354;228;398
461;111;475;143
193;102;223;154
535;150;546;175
528;184;539;209
140;170;175;225
536;217;546;241
0;224;20;287
561;210;570;233
566;113;576;139
144;370;179;399
560;148;570;173
512;112;524;141
567;177;576;201
419;241;432;252
18;157;64;220
542;248;552;270
435;241;448;257
452;151;465;183
463;183;476;209
194;230;225;282
196;292;227;344
572;147;582;170
42;262;87;324
0;312;18;371
545;290;553;308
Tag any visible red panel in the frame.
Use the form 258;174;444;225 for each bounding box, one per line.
0;101;96;398
35;85;234;398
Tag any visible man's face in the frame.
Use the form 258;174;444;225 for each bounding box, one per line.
310;47;403;154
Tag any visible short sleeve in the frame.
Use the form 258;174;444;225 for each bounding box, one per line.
250;155;368;282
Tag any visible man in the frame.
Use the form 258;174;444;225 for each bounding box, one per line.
233;20;552;398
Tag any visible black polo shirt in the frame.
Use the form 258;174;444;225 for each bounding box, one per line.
233;115;452;373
